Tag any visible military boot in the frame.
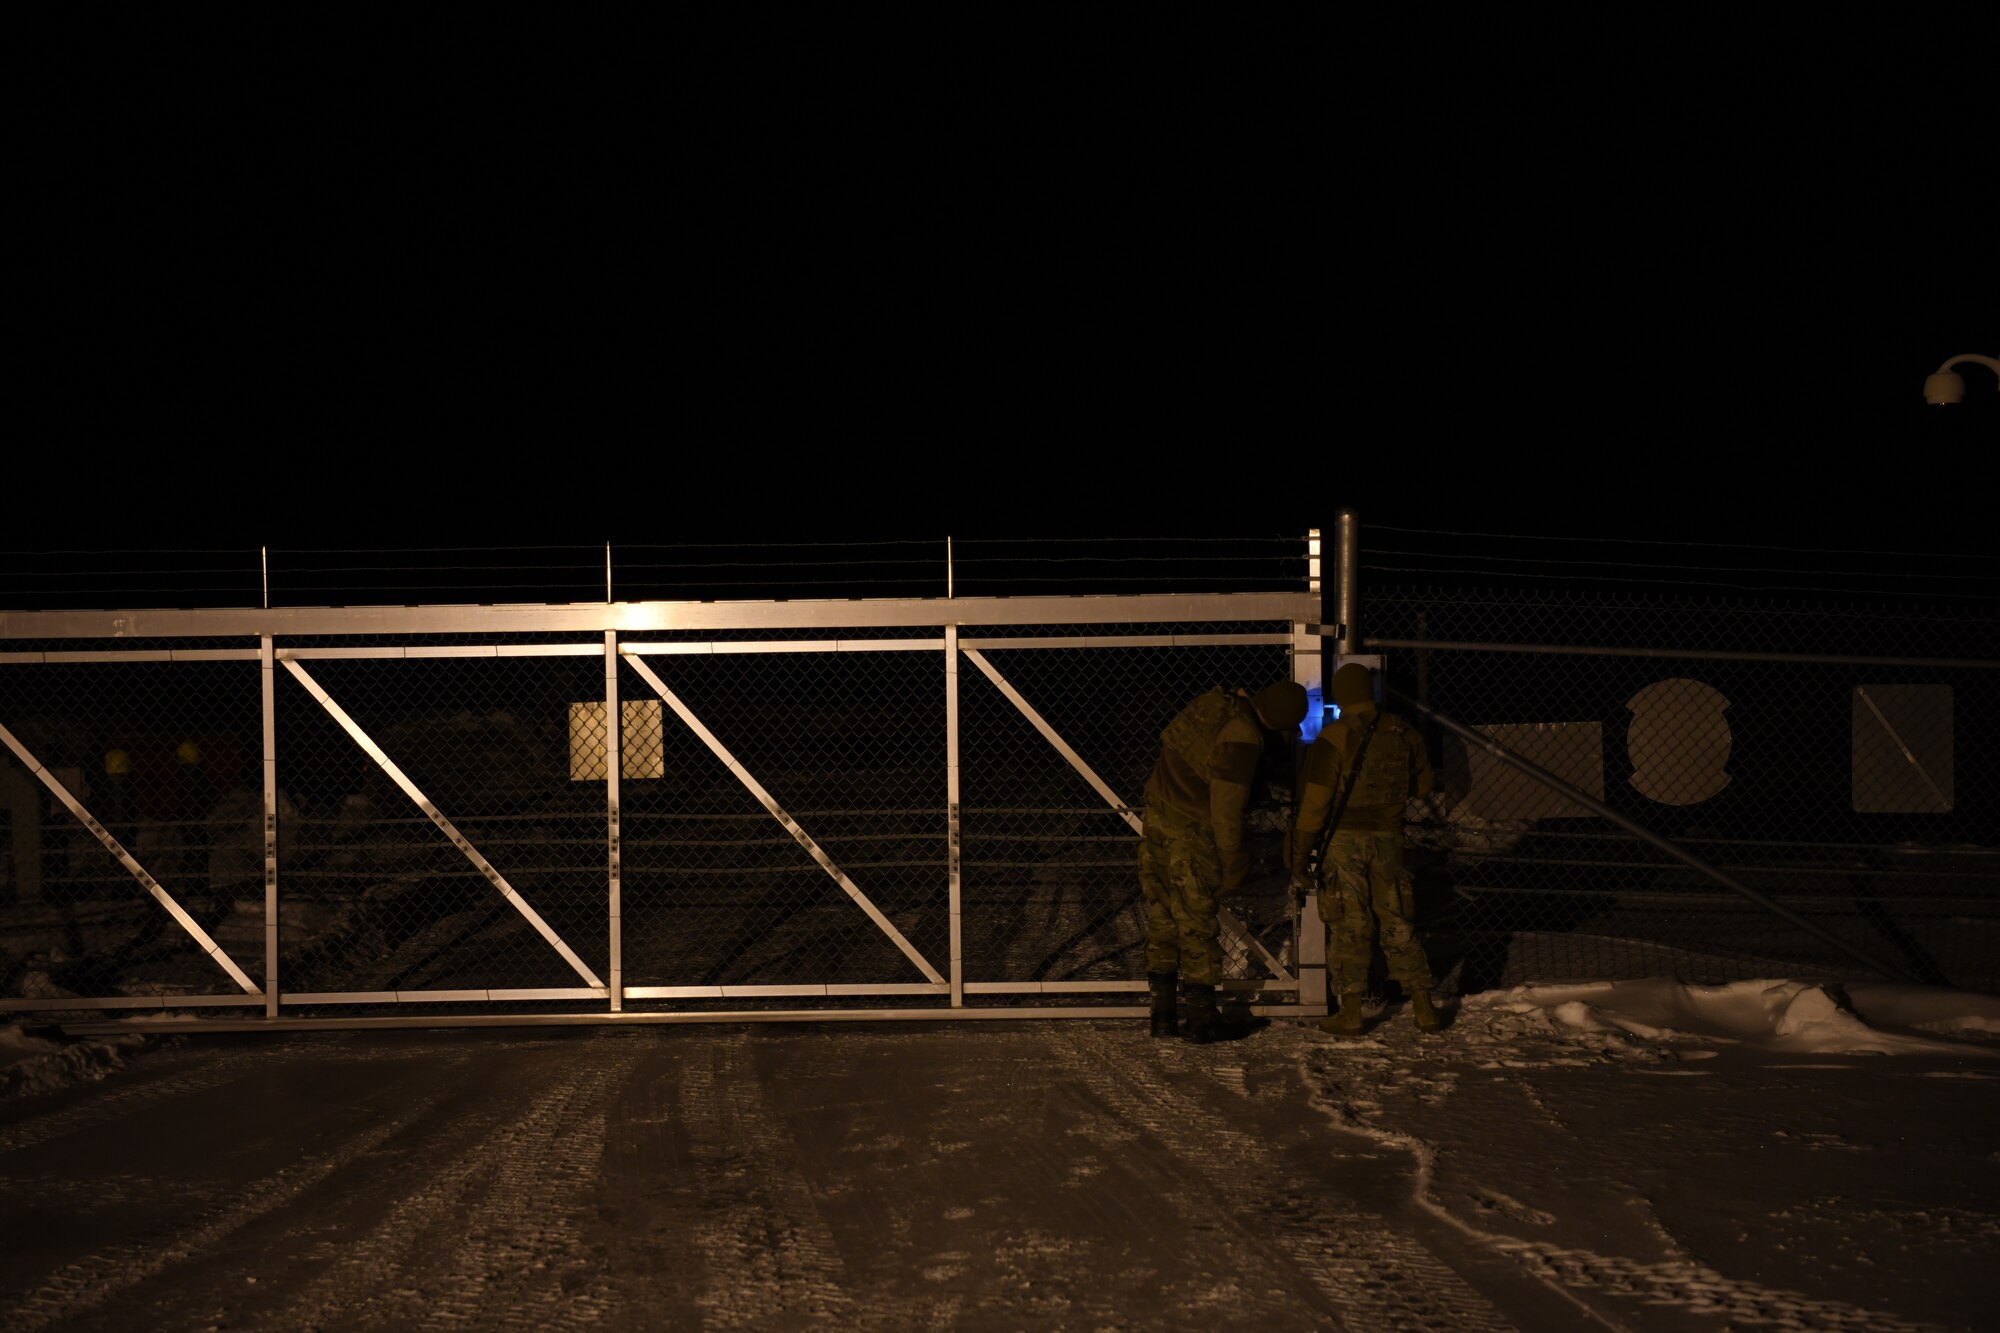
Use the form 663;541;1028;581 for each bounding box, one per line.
1316;990;1368;1036
1410;988;1443;1034
1147;971;1179;1039
1180;982;1251;1044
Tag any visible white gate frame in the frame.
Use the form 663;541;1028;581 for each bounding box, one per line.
1;588;1322;1032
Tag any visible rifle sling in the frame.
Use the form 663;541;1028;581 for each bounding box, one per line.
1308;711;1383;875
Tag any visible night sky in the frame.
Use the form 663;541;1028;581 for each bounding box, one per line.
14;29;1991;610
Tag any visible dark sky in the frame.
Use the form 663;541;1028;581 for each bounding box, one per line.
15;28;1992;606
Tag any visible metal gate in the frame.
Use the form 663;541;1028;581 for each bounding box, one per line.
1;592;1328;1030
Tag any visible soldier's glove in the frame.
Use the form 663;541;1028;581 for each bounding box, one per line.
1288;873;1313;911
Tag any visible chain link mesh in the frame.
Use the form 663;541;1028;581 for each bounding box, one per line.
618;646;949;999
1366;588;2000;996
2;627;1307;1016
273;650;612;998
0;657;265;1001
959;634;1296;991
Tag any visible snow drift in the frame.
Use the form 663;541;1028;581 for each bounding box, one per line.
1459;978;2000;1059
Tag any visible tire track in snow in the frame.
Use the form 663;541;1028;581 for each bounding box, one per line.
679;1037;853;1328
1054;1024;1516;1333
1290;1033;1947;1333
2;1066;467;1333
412;1040;635;1331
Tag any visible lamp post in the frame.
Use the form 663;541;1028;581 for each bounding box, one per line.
1923;353;2000;406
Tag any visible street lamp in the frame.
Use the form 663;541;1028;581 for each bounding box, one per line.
1923;353;2000;406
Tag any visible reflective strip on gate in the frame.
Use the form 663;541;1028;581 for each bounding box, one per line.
622;651;947;986
279;657;606;991
960;648;1295;984
0;719;262;995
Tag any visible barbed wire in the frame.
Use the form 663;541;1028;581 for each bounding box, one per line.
0;566;260;578
955;535;1301;545
265;561;605;575
954;555;1304;566
617;557;943;571
0;585;261;597
1363;546;2000;583
1372;584;1999;623
1365;522;2000;560
1361;563;2000;601
7;529;1986;610
617;539;945;550
0;547;253;557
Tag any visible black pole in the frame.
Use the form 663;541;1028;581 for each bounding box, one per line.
1388;686;1923;986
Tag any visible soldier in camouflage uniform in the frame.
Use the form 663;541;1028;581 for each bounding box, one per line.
1290;663;1440;1035
1140;679;1308;1043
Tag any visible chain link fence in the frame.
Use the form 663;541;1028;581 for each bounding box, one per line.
2;614;1312;1022
11;558;1994;1026
957;626;1296;997
1364;588;2000;996
0;649;265;1005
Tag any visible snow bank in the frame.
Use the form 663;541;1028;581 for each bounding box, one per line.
1461;978;1999;1059
0;1023;148;1100
1843;982;2000;1038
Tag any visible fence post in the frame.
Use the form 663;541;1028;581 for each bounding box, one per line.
605;630;623;1012
1335;507;1360;660
1291;532;1328;1010
260;634;279;1018
945;623;964;1007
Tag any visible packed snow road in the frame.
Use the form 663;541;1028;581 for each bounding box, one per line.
1;1005;1992;1331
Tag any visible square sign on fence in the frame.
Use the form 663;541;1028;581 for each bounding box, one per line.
568;700;666;780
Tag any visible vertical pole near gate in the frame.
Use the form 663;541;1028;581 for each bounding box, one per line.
605;630;623;1011
260;634;279;1018
1294;533;1328;1011
1335;507;1360;661
945;623;963;1006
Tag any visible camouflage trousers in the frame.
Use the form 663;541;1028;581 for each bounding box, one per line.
1314;831;1432;993
1137;803;1223;987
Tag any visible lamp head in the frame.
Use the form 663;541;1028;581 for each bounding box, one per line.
1924;371;1966;406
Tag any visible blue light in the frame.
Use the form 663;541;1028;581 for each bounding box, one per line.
1300;685;1327;742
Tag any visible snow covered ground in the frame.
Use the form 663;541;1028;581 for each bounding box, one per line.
2;978;1996;1330
0;1024;149;1101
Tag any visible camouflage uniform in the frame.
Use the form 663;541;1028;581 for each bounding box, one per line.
1290;696;1436;995
1138;686;1271;988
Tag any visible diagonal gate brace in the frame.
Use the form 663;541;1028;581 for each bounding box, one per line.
0;719;260;994
1855;687;1951;811
961;649;1292;982
281;658;604;990
624;653;945;985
